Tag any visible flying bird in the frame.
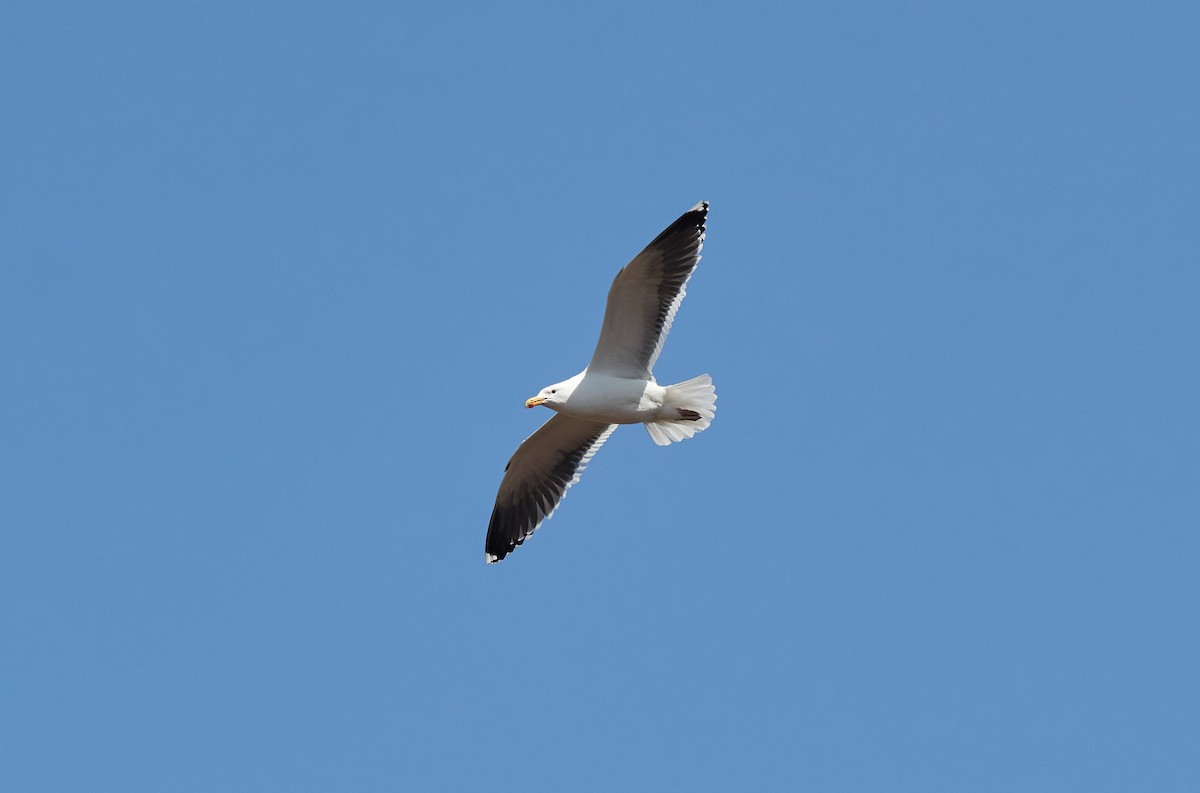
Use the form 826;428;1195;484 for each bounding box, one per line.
485;201;717;563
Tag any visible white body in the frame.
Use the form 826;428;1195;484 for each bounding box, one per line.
542;371;666;424
527;369;716;446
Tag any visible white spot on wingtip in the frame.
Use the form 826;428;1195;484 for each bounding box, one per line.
486;553;500;564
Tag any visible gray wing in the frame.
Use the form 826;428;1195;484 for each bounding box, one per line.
485;414;617;563
586;201;708;379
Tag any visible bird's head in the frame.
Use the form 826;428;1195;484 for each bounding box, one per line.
525;380;574;409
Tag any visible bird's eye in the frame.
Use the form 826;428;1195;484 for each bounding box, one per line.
550;389;557;394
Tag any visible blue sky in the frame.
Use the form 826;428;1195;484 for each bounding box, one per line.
2;1;1198;790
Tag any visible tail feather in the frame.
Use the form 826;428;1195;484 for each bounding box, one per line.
645;374;717;446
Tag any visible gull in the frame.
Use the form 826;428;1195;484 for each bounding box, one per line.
485;201;717;563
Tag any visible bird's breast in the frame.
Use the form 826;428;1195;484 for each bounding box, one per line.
558;377;663;425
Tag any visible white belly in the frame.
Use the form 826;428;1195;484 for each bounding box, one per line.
555;373;665;424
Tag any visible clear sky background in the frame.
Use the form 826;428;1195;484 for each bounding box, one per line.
3;2;1198;790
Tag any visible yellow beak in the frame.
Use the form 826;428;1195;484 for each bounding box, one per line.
525;396;546;408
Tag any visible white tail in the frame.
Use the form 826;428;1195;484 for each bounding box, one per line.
645;374;717;446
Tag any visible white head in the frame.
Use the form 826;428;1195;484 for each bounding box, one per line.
525;376;579;410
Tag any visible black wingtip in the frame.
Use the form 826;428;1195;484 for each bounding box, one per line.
484;541;513;564
648;201;708;248
484;505;519;564
683;200;709;223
